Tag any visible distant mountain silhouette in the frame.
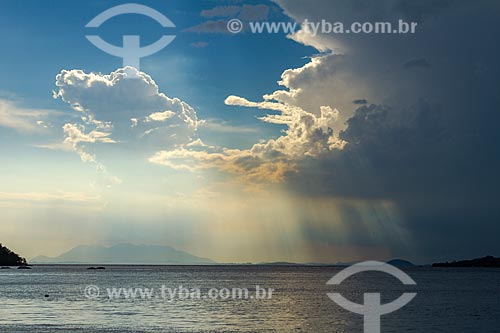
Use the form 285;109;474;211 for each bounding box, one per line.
32;243;215;264
0;244;27;266
387;259;415;267
432;256;500;267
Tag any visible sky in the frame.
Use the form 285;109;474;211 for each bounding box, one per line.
1;0;499;264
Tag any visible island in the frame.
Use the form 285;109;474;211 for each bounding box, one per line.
0;244;28;266
432;256;500;268
387;259;415;267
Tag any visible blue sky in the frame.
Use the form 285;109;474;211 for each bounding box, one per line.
0;0;314;152
1;0;500;264
0;1;308;114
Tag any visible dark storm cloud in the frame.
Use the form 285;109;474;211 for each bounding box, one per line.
391;0;456;21
276;0;500;262
289;96;500;261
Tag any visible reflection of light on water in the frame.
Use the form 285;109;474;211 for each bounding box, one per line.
1;266;500;332
0;265;349;331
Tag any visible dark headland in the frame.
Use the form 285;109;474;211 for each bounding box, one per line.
432;256;500;268
0;244;28;266
387;259;416;267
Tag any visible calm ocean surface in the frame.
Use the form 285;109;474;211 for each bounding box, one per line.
0;265;499;332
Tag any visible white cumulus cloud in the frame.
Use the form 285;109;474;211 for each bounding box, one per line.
53;67;200;167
